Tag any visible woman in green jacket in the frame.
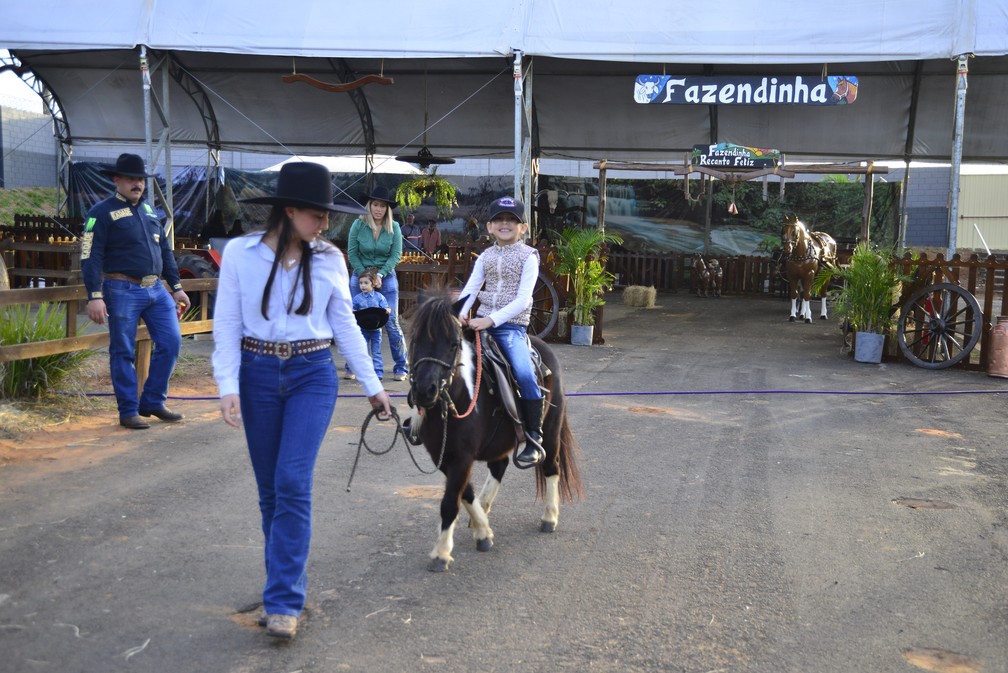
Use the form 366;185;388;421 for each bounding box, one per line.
345;186;408;380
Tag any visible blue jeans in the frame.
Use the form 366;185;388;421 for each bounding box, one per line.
488;322;542;400
239;348;338;617
362;328;384;378
347;271;408;376
103;278;182;418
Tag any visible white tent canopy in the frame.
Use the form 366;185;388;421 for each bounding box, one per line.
264;155;422;175
2;0;1008;162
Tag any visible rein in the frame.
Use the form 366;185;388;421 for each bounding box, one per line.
411;331;483;419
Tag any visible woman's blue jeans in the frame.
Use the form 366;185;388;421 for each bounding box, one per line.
347;271;408;376
487;322;542;400
239;348;337;617
103;278;182;418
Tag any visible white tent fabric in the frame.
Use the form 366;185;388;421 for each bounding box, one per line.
264;155;422;174
2;1;1008;162
3;0;1006;60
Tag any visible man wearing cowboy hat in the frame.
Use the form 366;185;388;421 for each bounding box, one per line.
81;153;191;429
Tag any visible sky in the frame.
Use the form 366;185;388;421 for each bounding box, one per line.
0;50;43;112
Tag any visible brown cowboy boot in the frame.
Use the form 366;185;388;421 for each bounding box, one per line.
516;398;546;466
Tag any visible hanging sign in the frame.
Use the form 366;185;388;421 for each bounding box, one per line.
691;144;780;169
634;75;858;105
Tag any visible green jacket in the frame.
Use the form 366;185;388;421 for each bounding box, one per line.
346;218;403;278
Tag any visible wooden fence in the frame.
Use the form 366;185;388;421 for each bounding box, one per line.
0;279;217;391
3;246;1004;375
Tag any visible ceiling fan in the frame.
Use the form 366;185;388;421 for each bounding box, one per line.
396;68;456;169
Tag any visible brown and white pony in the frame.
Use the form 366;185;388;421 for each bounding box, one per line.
780;217;837;323
406;293;583;572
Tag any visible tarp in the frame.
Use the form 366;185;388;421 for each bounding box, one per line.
2;1;1008;162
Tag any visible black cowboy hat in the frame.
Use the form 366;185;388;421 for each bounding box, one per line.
242;162;367;215
354;307;391;331
100;153;149;178
364;185;397;207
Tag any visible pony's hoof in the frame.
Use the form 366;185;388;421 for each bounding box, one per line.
820;315;828;320
788;316;796;322
428;557;451;573
476;538;493;552
540;521;557;533
804;318;812;324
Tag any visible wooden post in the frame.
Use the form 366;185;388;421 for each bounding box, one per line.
861;170;875;241
597;161;607;235
135;334;152;395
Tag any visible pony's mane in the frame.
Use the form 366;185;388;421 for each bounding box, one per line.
408;290;462;357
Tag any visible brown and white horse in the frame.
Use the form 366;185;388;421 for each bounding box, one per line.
780;217;837;323
692;254;710;297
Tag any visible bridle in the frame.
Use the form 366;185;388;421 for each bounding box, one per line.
409;328;483;420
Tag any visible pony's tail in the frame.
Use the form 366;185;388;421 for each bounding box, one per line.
536;415;584;502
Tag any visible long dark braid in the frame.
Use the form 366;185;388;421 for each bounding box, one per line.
260;207;314;319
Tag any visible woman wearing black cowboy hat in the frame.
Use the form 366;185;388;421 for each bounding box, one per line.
344;184;409;381
212;161;392;639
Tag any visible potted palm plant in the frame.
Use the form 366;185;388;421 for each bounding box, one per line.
552;226;623;345
812;241;910;363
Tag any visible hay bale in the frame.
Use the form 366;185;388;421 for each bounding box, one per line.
622;285;656;308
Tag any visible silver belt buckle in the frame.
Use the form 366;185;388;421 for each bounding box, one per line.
275;340;293;360
140;275;159;288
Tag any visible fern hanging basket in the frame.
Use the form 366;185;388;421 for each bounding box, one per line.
395;174;459;220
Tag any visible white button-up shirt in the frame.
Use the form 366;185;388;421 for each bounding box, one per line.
212;233;383;397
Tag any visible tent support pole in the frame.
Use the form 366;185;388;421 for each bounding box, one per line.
140;46;176;248
947;54;969;260
513;50;523;201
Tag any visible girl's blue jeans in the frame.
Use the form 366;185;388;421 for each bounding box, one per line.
487;322;542;400
238;347;337;617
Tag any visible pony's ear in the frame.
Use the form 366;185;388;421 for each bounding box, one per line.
452;295;469;315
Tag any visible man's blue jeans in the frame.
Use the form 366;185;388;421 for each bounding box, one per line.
103;278;182;418
347;271;408;376
239;347;337;617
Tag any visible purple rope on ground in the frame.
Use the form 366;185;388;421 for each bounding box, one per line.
61;388;1008;401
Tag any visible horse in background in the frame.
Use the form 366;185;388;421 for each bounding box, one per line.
692;254;710;297
405;293;583;572
707;258;723;297
780;217;837;323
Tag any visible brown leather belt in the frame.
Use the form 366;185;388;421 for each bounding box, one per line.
241;336;332;360
104;272;160;288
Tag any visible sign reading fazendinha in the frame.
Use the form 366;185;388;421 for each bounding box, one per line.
634;75;858;105
691;144;781;169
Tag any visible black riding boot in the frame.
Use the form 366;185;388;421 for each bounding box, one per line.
516;398;546;466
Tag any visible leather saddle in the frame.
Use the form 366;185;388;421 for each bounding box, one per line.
476;331;551;428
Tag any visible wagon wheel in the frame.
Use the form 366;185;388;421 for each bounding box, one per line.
176;254;218;318
896;282;981;369
529;271;559;339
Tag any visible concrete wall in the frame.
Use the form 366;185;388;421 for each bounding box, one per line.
0;100;57;188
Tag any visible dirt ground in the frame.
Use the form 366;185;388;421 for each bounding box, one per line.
0;349;217;468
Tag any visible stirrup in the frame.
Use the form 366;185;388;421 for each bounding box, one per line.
513;437;545;469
